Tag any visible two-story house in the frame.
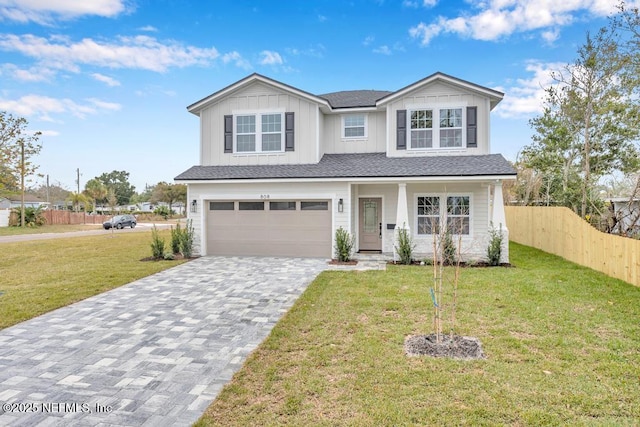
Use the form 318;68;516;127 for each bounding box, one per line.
175;72;516;261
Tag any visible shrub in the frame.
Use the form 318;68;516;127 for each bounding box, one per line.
170;223;182;254
150;225;165;260
334;227;355;262
442;231;457;265
11;206;46;227
179;219;195;259
487;223;504;266
395;226;415;265
153;205;171;219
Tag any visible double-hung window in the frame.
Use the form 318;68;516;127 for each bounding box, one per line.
409;107;463;149
343;114;367;138
235;113;283;153
416;195;470;235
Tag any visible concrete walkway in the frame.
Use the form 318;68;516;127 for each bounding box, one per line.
0;256;328;426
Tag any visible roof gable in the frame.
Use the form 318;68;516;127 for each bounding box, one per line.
376;72;504;110
187;73;330;115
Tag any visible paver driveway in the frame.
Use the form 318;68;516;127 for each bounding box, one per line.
0;256;328;426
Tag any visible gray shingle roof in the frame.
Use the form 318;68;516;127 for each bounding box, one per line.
175;153;516;181
318;90;393;108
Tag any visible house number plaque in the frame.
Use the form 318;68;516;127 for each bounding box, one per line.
260;194;270;199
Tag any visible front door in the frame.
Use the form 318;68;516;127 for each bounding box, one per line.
359;198;382;251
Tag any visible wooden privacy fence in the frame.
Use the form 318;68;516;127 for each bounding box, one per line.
43;210;111;225
505;206;640;287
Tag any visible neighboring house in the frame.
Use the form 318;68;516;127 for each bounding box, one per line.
0;195;49;210
606;197;640;236
175;72;516;261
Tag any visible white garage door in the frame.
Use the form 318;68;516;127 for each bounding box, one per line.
206;200;332;258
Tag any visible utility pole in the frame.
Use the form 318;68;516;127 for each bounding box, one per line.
20;140;25;227
76;168;80;194
46;174;50;205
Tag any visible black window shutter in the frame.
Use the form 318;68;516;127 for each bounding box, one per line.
397;109;407;150
466;106;477;148
285;112;295;152
224;115;233;153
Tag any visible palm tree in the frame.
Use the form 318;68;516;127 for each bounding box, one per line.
83;178;108;213
66;192;89;213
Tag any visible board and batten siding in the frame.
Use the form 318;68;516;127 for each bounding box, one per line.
321;111;386;154
353;182;490;259
386;81;491;158
199;81;319;166
186;181;350;256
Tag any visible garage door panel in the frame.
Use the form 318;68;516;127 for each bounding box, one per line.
207;200;331;258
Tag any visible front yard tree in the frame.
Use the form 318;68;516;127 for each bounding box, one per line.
151;182;187;215
95;170;136;206
525;28;640;217
0;111;42;225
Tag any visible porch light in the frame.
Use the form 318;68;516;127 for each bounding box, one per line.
191;199;197;213
338;198;344;213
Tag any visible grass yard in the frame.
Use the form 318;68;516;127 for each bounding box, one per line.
0;224;103;236
0;229;185;329
196;243;640;426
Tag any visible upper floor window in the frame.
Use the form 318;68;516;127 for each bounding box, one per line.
235;113;283;153
409;108;463;150
342;114;367;139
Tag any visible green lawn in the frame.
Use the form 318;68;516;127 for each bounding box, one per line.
196;243;640;426
0;224;102;236
0;229;185;329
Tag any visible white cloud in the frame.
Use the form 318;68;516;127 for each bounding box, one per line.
494;61;565;119
0;94;122;120
1;63;54;81
37;129;60;137
138;25;158;32
0;34;221;73
423;0;437;7
318;14;327;22
373;45;392;55
403;0;437;8
221;51;251;70
91;72;120;86
259;50;283;66
363;36;374;46
541;28;560;44
0;0;127;24
285;44;325;58
409;0;623;45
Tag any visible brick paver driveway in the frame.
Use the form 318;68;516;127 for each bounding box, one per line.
0;256;327;426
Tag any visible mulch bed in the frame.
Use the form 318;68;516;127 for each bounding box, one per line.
140;254;198;262
389;261;512;268
404;334;486;360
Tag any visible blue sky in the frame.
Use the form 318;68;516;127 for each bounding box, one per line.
0;0;627;193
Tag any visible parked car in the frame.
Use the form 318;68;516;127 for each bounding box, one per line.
103;214;137;230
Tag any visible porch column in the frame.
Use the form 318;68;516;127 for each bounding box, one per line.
395;183;409;230
491;180;506;228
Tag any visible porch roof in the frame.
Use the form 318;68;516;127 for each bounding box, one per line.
175;153;516;182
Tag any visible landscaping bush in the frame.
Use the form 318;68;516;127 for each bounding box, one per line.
334;227;355;262
150;225;165;260
170;223;182;254
441;231;457;265
395;226;415;265
487;223;504;266
179;219;195;259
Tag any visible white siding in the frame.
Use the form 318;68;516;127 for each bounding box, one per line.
386;81;491;158
321;111;386;154
187;181;350;256
353;181;493;261
199;81;319;166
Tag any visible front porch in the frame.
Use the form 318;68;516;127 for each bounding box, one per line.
346;179;509;263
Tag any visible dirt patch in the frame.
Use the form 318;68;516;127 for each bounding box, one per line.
404;334;486;360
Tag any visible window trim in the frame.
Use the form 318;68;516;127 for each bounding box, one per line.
406;105;466;151
341;114;368;139
414;193;472;236
233;110;285;154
